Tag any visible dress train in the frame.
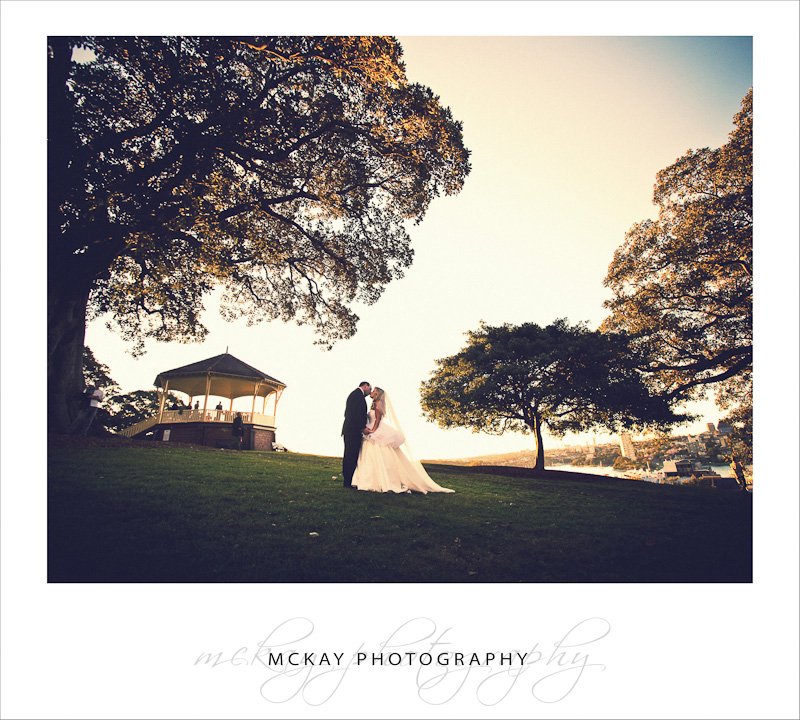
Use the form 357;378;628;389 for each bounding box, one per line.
352;410;453;494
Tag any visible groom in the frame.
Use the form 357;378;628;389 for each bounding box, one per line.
341;381;371;489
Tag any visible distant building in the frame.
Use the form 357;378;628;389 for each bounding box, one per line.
707;422;717;434
619;432;637;459
662;459;695;477
717;422;734;436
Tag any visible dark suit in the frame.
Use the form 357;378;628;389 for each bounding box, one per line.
342;388;368;487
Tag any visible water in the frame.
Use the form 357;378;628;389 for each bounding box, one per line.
547;463;734;479
547;464;625;478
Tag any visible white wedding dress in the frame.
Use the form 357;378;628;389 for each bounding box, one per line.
352;405;454;494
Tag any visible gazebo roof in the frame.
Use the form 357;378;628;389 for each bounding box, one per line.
154;352;286;400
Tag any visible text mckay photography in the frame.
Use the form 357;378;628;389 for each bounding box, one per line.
193;616;610;706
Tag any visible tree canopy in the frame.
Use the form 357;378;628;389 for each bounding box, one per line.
420;320;682;470
601;89;752;412
48;36;470;432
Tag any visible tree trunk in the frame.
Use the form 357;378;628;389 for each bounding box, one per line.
48;281;90;434
47;39;105;434
531;411;545;471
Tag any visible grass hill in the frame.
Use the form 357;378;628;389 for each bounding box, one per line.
48;437;752;583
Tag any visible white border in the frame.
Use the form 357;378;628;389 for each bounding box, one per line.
1;2;798;718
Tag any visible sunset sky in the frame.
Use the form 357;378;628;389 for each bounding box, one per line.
79;35;754;460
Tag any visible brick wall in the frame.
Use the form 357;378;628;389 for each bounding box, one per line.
152;422;277;451
251;427;277;451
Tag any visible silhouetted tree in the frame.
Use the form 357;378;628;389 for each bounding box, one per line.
102;390;168;433
717;371;753;465
602;90;752;452
79;347;187;433
80;346;121;434
48;36;470;433
420;320;683;471
82;346;120;396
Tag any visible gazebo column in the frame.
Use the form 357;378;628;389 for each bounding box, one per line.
250;381;260;419
273;388;283;422
158;380;170;423
202;374;211;421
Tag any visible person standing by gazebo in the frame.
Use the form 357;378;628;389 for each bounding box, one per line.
232;412;244;450
74;384;104;435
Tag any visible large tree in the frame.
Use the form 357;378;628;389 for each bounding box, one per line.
48;36;470;433
420;320;682;471
601;90;752;428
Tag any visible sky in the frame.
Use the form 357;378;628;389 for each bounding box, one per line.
80;35;754;460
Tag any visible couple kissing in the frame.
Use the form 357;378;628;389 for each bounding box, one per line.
341;382;453;494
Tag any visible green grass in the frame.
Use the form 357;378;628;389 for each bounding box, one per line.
48;437;752;583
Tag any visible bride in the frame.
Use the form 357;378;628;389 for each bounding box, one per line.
352;387;454;494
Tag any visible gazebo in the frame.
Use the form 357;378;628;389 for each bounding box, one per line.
119;352;286;450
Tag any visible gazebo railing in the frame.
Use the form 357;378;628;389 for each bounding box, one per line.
162;409;275;425
119;409;276;438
